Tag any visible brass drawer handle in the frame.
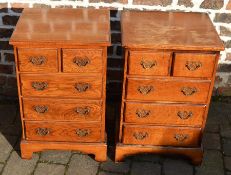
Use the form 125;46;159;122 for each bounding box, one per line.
29;56;46;65
185;61;202;71
32;82;48;91
36;128;50;136
75;107;90;115
136;109;150;118
174;134;189;142
73;57;90;67
137;85;153;95
177;111;193;120
75;83;90;92
76;129;91;137
140;60;157;69
181;87;197;96
33;105;49;114
133;132;148;140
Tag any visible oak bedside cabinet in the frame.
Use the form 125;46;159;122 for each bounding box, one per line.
10;8;110;161
115;11;224;164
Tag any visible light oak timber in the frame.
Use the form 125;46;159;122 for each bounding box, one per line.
21;140;107;162
10;8;110;161
124;102;205;127
115;144;203;165
116;11;225;165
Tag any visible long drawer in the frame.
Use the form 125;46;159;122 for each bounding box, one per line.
122;125;201;147
126;78;210;103
25;121;102;142
23;98;102;122
124;102;205;127
20;74;102;98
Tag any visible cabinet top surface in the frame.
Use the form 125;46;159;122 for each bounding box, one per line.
121;11;224;51
10;8;110;46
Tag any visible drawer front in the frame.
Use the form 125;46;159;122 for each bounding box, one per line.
173;53;216;78
23;98;102;122
128;51;171;76
18;49;58;72
126;78;210;103
63;49;103;73
122;125;201;147
25;121;101;142
124;102;205;127
20;74;102;98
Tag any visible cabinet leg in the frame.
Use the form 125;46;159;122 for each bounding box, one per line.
115;146;125;162
95;147;107;162
190;153;203;165
20;142;33;160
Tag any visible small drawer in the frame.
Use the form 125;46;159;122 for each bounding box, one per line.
124;102;205;127
17;48;58;72
128;51;171;76
25;121;102;142
23;98;102;122
126;78;210;103
173;53;216;78
62;49;103;73
122;125;201;147
20;74;102;98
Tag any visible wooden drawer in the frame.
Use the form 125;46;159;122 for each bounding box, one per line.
122;125;201;147
25;121;101;142
20;74;102;98
124;102;205;127
17;48;58;72
23;98;102;122
128;51;171;76
62;49;103;73
126;78;210;103
173;53;216;78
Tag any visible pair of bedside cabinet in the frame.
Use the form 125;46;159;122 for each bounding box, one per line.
10;8;224;164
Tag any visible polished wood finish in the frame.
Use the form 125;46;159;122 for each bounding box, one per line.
124;102;205;126
23;98;102;121
128;51;171;76
10;8;110;47
126;78;211;103
25;121;101;142
21;140;107;161
122;125;201;146
10;8;110;161
121;11;224;51
116;11;224;165
20;74;102;98
18;48;58;72
63;49;103;73
173;53;216;78
115;144;203;164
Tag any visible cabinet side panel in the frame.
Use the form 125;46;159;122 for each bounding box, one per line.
13;47;25;139
201;52;220;132
118;49;129;142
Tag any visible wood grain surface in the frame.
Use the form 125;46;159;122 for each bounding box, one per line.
122;125;201;147
20;74;102;98
173;53;216;78
17;48;58;72
124;102;205;126
121;11;224;51
62;49;103;73
25;121;102;142
23;98;102;122
126;78;211;103
128;51;172;76
10;8;111;47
